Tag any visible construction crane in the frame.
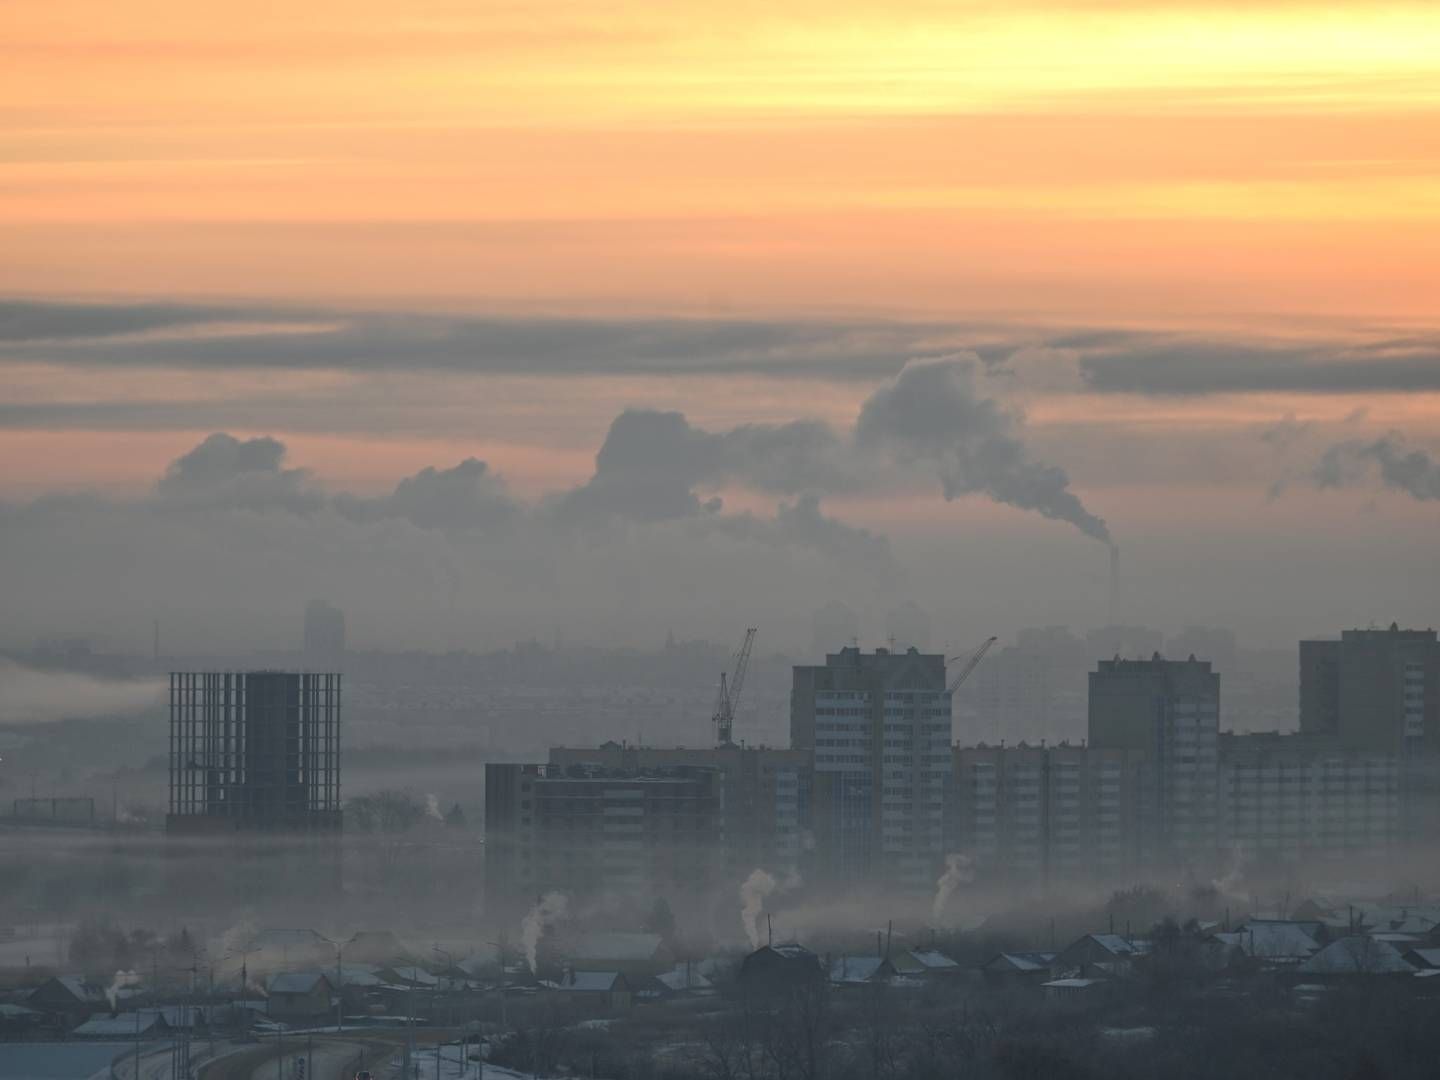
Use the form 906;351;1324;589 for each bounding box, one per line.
713;628;757;746
946;635;997;693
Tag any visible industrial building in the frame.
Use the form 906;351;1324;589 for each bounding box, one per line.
166;671;342;835
791;646;952;887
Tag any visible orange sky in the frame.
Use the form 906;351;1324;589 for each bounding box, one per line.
5;1;1440;320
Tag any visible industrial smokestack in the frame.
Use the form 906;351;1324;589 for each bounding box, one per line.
1107;544;1120;625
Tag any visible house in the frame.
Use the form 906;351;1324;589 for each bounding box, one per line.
1294;937;1415;979
566;932;674;978
738;944;825;995
652;963;714;996
1212;921;1320;965
829;956;897;986
264;972;334;1022
554;970;631;1012
26;976;137;1024
891;949;962;979
1053;935;1141;979
981;952;1057;983
71;1009;170;1040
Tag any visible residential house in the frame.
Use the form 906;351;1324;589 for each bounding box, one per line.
554;971;631;1013
71;1010;170;1040
1295;937;1415;979
829;956;897;987
264;972;334;1022
1052;934;1142;979
981;952;1057;985
738;944;825;995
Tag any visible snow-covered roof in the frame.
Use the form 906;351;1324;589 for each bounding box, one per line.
907;949;959;970
0;1003;39;1019
72;1010;167;1037
655;965;713;992
984;951;1055;973
830;956;889;984
559;971;624;993
1406;947;1440;969
1220;922;1320;960
1297;937;1415;975
336;965;384;987
1043;978;1101;989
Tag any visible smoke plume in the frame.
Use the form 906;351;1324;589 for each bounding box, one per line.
520;891;569;972
931;854;975;923
740;869;778;949
856;358;1111;544
425;794;444;821
106;969;140;1012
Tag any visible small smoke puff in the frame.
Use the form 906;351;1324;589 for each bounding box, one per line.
931;854;975;923
740;869;778;950
521;892;569;973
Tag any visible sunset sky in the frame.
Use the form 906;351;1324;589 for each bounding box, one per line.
3;1;1438;652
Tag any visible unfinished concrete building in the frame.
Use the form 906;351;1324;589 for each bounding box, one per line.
167;671;342;835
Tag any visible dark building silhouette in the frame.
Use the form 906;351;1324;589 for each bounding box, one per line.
167;671;342;834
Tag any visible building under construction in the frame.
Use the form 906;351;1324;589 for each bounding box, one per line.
167;671;342;835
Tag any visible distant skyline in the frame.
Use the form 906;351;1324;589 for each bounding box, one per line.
2;2;1437;653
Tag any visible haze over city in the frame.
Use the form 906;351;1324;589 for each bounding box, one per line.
2;3;1439;1080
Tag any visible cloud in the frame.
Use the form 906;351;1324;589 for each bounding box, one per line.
1079;340;1440;396
856;357;1110;543
156;433;322;513
0;658;162;724
335;458;520;532
1259;412;1312;451
1316;433;1440;502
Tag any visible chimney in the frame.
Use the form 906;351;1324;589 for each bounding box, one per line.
1107;544;1120;625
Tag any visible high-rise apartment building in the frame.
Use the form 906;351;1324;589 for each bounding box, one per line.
1218;732;1400;862
792;646;950;887
1088;654;1220;863
1300;625;1438;756
949;742;1147;883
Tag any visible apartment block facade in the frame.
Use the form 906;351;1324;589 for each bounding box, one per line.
484;762;719;912
792;647;951;888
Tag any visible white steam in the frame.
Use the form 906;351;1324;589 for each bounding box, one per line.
425;793;444;821
0;660;163;724
740;869;778;950
520;891;568;973
106;969;140;1012
931;854;975;923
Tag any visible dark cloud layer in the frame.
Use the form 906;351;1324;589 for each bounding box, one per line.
156;433;321;513
1080;341;1440;396
5;297;1436;396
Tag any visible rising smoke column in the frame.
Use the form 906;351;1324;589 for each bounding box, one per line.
106;970;140;1012
931;854;975;923
425;793;444;821
740;869;778;949
521;892;568;973
856;358;1111;545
